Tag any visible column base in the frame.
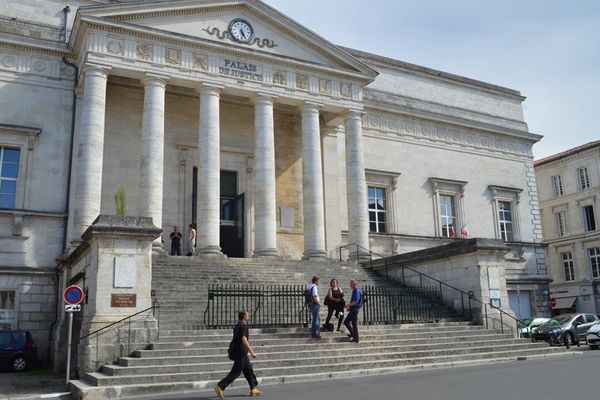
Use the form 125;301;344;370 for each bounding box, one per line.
198;245;224;257
252;248;280;259
302;249;328;261
152;242;166;255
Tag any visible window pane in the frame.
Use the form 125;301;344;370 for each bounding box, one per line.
0;194;15;208
0;180;17;194
1;163;18;179
2;148;20;163
378;222;387;233
220;171;237;197
368;187;375;198
370;222;376;232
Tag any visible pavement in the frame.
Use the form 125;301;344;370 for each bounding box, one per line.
0;369;69;400
135;348;599;400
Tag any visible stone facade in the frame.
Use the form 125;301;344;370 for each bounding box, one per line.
0;0;550;367
535;141;600;315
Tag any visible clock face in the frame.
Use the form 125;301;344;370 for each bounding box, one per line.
229;19;253;43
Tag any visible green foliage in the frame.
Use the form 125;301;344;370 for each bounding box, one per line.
115;184;127;216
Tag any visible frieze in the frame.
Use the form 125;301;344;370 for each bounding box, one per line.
107;40;124;55
218;58;264;82
340;82;352;98
273;70;286;86
0;50;64;80
165;48;181;65
364;112;532;157
296;74;308;90
319;79;332;95
192;54;208;70
136;44;153;61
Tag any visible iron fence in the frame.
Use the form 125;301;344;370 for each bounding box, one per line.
362;285;442;324
203;284;310;328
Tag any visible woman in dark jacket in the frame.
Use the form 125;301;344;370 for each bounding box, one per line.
324;279;345;332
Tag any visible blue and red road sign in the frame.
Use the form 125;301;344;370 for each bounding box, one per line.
64;285;84;305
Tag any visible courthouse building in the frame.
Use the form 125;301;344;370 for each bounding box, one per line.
0;0;549;361
535;141;600;315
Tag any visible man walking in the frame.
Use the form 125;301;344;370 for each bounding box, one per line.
344;279;363;343
307;276;321;339
215;310;262;399
169;226;182;256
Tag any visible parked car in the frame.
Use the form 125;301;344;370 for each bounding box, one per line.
519;317;551;338
0;330;38;372
532;313;600;346
586;323;600;350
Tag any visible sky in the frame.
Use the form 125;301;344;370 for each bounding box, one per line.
264;0;600;160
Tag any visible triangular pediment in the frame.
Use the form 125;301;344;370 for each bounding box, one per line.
76;0;377;80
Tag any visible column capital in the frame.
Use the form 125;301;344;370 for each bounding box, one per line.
196;83;224;96
81;63;111;79
343;109;365;121
252;92;277;105
142;73;170;88
300;101;322;114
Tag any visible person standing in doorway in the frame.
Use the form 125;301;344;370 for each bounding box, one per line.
169;226;182;256
187;223;196;256
307;276;322;339
214;310;262;399
344;279;363;343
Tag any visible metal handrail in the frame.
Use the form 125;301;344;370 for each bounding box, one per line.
335;242;528;335
79;306;159;341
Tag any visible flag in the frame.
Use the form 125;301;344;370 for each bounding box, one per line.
450;226;456;238
460;222;469;238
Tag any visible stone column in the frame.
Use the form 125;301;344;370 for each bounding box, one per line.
252;94;279;258
72;64;110;240
140;74;168;248
344;110;370;256
321;126;343;256
301;103;327;260
196;84;223;256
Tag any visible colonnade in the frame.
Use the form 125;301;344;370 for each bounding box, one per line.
69;64;370;259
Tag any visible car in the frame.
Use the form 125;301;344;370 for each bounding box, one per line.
519;317;551;338
0;330;38;372
586;323;600;350
532;313;600;346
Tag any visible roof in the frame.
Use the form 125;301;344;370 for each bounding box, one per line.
534;140;600;167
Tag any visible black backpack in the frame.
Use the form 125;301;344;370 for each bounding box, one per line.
303;285;314;305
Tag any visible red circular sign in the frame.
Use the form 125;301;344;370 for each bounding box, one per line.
549;298;556;308
64;285;84;305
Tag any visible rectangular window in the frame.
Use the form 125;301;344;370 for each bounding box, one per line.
590;247;600;279
440;194;457;237
583;205;596;231
498;201;514;241
578;167;590;191
368;186;387;233
556;211;567;237
551;175;563;197
561;252;575;281
0;147;20;209
0;291;16;330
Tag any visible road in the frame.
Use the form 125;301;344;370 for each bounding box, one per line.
137;349;598;400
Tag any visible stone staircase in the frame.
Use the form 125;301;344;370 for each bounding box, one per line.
68;256;575;399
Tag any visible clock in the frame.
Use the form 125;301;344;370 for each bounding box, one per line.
229;19;254;43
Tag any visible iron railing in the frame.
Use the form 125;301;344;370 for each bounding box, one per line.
203;284;309;329
362;285;442;324
336;243;528;335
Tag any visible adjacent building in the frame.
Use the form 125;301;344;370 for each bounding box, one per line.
1;0;550;362
535;141;600;315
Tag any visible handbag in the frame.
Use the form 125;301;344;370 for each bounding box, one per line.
324;295;331;306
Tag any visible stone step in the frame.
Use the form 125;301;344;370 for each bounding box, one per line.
85;346;568;386
121;337;532;366
134;333;515;358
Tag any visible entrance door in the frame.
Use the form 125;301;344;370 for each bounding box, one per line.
219;171;244;258
508;290;532;320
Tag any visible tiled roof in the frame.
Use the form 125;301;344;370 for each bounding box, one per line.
534;140;600;167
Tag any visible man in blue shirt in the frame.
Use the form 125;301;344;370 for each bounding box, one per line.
307;276;322;339
344;279;363;343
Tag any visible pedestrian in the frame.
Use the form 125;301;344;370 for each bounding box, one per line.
169;226;182;256
324;278;345;332
186;223;196;256
344;279;363;343
307;276;321;339
214;310;262;399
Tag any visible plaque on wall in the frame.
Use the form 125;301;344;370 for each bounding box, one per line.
111;293;137;308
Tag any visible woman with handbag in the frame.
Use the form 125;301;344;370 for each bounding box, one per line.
324;279;345;332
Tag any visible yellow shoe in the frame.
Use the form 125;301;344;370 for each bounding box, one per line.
250;387;262;396
214;385;224;400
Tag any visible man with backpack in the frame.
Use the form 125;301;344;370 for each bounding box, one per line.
214;310;262;399
307;276;322;339
344;279;363;343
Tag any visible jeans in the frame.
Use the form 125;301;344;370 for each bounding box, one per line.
170;245;181;256
344;307;359;342
309;303;321;336
217;354;258;390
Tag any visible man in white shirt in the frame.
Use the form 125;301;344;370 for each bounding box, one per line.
307;276;321;339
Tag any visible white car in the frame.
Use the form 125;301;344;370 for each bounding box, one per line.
586;323;600;349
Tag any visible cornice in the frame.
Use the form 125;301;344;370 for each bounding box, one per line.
0;32;70;58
